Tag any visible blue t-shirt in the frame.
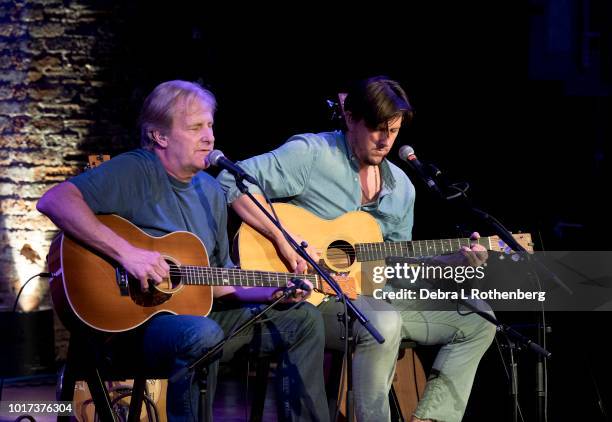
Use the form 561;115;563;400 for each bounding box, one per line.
70;149;232;268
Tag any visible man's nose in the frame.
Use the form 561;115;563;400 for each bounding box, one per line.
377;133;390;147
203;128;215;144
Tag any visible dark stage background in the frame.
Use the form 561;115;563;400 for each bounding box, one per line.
17;1;612;420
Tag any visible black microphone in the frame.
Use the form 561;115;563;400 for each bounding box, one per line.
206;150;258;184
398;145;442;195
289;277;312;292
280;277;312;298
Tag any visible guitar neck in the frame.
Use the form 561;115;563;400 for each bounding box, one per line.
355;237;494;261
176;266;321;290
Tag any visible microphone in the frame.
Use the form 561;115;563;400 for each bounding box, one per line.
398;145;442;195
205;150;258;184
280;278;312;299
289;277;312;292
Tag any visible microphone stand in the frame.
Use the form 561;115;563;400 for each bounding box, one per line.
456;299;550;422
169;282;308;422
403;160;559;422
233;175;385;422
464;207;562;422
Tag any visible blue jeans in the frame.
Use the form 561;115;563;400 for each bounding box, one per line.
102;314;224;422
142;314;224;421
209;301;329;422
106;302;327;422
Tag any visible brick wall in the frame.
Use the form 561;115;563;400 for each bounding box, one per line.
0;0;133;360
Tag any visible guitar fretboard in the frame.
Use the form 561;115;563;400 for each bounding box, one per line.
355;237;491;262
175;266;321;290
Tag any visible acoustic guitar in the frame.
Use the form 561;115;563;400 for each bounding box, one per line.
237;203;534;305
48;213;356;332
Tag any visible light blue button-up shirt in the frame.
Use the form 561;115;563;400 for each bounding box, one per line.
217;131;415;241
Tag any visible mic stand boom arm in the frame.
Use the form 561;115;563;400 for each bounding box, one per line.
406;153;571;295
170;283;309;422
468;207;571;294
404;158;560;354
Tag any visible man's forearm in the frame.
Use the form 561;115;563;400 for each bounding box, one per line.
231;194;285;243
36;181;132;262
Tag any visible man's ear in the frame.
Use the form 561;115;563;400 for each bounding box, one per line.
150;130;169;148
344;110;354;129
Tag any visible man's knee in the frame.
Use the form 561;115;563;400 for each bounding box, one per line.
364;310;402;349
294;302;325;340
181;316;224;358
470;313;497;348
482;318;497;344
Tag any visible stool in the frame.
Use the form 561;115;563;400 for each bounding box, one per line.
217;348;275;422
57;336;169;422
325;339;427;421
62;337;272;422
246;355;274;422
390;339;427;421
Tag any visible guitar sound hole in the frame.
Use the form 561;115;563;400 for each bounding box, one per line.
128;259;180;307
326;240;355;270
166;260;182;290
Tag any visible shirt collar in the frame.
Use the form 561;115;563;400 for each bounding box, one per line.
340;131;397;191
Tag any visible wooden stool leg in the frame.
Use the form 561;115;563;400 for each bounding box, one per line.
249;356;271;422
127;377;146;422
57;339;79;401
57;339;81;422
57;363;76;422
324;350;346;420
391;347;426;420
86;366;118;422
57;364;76;402
324;345;426;421
389;385;407;422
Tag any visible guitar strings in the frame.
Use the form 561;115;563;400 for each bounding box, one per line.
159;268;354;292
304;237;502;257
319;238;482;251
160;235;493;279
155;235;501;284
163;268;320;287
165;268;317;278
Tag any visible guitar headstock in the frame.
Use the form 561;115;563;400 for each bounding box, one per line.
489;233;535;254
326;92;348;124
318;274;358;300
84;154;111;171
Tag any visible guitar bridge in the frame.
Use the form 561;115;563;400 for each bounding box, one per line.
116;267;129;296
